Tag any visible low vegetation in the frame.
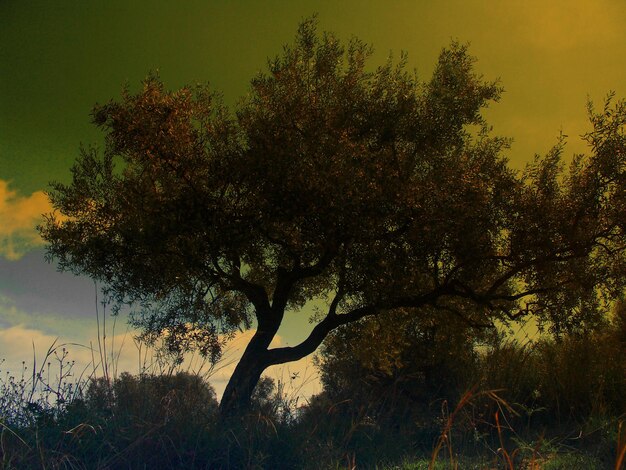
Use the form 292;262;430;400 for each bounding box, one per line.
1;309;624;469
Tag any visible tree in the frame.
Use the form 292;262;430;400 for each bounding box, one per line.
40;19;626;416
317;308;487;411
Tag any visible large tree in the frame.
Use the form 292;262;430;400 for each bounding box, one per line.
40;19;626;416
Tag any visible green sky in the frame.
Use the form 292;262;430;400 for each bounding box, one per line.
1;0;626;396
3;0;626;195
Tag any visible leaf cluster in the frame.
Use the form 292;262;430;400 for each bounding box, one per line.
39;18;626;361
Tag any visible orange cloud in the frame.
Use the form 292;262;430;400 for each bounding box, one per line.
0;180;52;260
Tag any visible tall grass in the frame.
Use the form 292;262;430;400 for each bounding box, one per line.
1;306;625;468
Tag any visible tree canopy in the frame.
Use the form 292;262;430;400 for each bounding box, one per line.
40;19;626;415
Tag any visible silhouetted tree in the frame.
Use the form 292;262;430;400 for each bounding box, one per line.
317;308;487;413
40;18;626;416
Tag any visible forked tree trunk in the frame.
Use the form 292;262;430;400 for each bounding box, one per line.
217;300;360;417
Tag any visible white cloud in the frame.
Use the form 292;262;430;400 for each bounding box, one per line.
0;294;93;339
0;304;322;403
0;179;52;260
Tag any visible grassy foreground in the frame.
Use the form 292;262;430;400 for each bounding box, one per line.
0;330;624;469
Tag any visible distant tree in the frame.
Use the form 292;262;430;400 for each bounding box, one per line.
317;308;487;409
40;18;626;416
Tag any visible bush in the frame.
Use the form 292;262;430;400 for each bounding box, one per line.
1;308;624;469
308;304;626;466
68;371;220;468
0;370;222;469
305;308;490;465
477;326;626;429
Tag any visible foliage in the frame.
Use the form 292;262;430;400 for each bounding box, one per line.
0;342;83;429
82;371;219;428
476;313;626;428
0;369;224;469
39;17;626;413
313;307;490;460
0;337;624;468
309;303;626;467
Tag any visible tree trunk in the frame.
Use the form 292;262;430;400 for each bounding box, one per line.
218;305;363;417
218;329;273;418
220;343;266;418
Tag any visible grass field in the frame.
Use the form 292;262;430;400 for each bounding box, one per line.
1;318;624;469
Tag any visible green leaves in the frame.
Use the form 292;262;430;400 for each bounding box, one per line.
39;18;626;368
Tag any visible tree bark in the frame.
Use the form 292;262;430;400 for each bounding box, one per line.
218;310;356;417
219;343;267;417
218;314;279;417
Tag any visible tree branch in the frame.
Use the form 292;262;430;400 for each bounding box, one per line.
263;287;450;366
210;257;270;313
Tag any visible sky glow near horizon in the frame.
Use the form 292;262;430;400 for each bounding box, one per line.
1;0;626;399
